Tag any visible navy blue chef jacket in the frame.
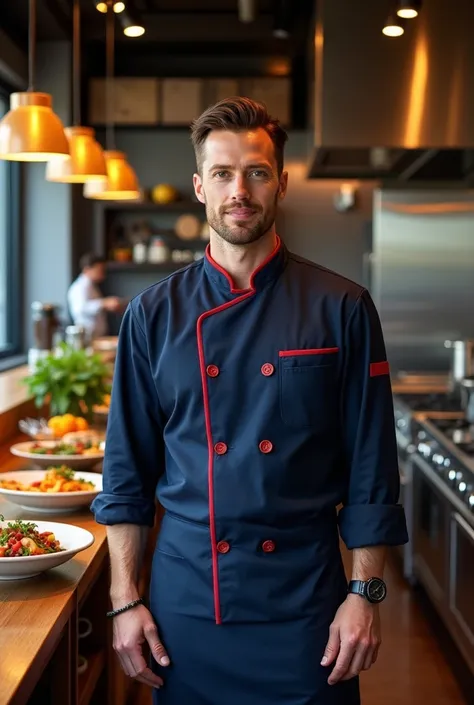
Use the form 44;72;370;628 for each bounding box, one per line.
91;237;408;705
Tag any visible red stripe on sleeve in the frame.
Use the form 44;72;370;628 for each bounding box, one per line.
370;361;390;377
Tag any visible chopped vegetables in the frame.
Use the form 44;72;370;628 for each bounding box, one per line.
0;515;63;557
29;440;101;456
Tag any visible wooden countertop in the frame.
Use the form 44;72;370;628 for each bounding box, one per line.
0;444;107;705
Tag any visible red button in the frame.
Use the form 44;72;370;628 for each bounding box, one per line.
217;541;230;554
262;540;276;553
261;363;274;377
206;364;219;378
214;442;228;455
259;440;273;454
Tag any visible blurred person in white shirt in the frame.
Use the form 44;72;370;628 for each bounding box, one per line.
67;253;124;342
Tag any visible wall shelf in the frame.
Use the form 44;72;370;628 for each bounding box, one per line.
78;650;106;705
101;199;204;212
106;261;197;273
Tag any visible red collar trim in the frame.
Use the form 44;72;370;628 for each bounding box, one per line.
205;236;282;294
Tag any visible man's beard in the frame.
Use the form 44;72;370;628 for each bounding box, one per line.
205;193;279;246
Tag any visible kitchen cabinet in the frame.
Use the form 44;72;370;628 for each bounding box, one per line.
89;78;160;125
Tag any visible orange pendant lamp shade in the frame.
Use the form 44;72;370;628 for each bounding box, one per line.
46;126;107;182
83;150;141;200
0;92;70;162
46;0;107;182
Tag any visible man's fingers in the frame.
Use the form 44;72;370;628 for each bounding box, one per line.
321;624;341;667
117;649;163;688
363;645;376;671
144;623;171;667
327;640;356;685
134;668;164;689
340;642;370;681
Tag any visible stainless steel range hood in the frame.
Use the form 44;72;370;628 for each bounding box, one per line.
307;0;474;180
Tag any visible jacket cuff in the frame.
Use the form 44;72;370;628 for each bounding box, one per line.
338;503;408;549
90;493;156;527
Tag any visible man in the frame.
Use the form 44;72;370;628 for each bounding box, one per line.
91;97;408;705
67;253;122;341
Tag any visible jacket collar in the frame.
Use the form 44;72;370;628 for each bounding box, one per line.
204;235;287;295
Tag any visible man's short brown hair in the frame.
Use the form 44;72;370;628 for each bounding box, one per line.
190;96;288;175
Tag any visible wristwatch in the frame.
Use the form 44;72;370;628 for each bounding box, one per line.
347;577;387;604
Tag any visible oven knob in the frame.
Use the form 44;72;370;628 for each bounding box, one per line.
396;418;407;429
448;469;457;482
468;493;474;510
418;441;434;456
443;457;451;468
432;453;445;466
458;480;467;494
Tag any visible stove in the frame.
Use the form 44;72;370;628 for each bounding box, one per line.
410;414;474;676
414;415;474;512
393;390;463;440
428;417;474;458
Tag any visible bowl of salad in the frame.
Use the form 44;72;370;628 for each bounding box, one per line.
0;516;95;580
10;438;104;469
0;466;102;513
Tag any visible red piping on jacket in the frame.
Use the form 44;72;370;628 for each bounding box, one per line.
279;347;339;357
197;236;281;625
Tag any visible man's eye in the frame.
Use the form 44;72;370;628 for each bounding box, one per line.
215;171;229;178
250;170;267;178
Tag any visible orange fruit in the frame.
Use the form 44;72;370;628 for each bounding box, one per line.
74;417;89;431
58;416;77;435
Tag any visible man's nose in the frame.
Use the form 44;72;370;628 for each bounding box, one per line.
232;174;250;201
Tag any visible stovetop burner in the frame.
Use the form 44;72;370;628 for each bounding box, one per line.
429;417;474;456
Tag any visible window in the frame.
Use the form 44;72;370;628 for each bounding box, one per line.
0;91;21;359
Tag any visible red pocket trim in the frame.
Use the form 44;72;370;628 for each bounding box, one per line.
279;347;339;357
370;361;390;377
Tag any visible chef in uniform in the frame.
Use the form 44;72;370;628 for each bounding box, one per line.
91;97;408;705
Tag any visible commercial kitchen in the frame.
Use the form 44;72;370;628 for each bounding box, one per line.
0;0;473;704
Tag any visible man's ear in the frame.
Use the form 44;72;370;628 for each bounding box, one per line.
278;170;288;200
193;173;206;204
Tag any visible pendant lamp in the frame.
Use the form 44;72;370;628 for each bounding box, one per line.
46;0;107;183
84;2;141;201
0;0;69;162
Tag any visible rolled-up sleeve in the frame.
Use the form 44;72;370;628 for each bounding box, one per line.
337;289;408;549
91;301;164;527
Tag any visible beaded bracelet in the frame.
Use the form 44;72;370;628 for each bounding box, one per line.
106;597;145;619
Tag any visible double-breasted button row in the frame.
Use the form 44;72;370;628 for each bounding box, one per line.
207;362;274;378
216;540;276;554
214;440;273;455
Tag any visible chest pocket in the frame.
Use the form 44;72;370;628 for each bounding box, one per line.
279;347;340;429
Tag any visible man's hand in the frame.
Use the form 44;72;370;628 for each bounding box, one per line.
113;604;170;689
321;594;381;685
103;296;122;312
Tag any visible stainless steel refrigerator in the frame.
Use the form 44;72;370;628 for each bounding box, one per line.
369;188;474;375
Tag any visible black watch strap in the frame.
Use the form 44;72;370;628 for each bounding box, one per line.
348;579;365;597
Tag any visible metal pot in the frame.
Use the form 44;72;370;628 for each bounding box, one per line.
444;339;474;389
460;377;474;425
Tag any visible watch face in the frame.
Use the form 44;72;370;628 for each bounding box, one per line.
366;578;387;603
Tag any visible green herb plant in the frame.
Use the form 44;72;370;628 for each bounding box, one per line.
23;342;112;422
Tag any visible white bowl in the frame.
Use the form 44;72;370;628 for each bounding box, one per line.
0;520;94;580
10;441;104;469
0;470;102;514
